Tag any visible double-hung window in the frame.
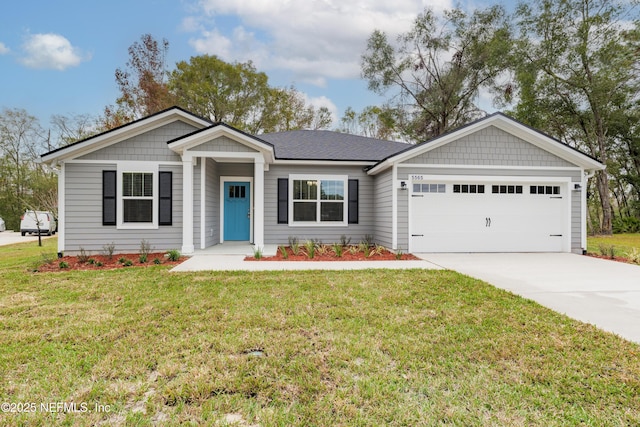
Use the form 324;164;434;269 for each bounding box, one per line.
123;172;153;222
290;175;347;225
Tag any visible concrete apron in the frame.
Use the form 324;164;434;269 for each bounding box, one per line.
418;252;640;345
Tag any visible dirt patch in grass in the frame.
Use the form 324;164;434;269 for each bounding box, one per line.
247;246;419;261
37;252;186;272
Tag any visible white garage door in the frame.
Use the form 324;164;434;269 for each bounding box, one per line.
409;180;568;252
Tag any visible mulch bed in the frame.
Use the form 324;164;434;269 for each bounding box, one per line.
246;246;419;261
37;253;185;272
585;253;636;265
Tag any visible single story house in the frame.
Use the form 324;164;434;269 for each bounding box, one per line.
40;107;604;255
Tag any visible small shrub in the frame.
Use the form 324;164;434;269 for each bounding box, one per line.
626;248;640;264
348;245;359;255
305;240;316;259
363;234;374;247
332;242;343;257
78;247;90;264
59;261;69;269
362;244;372;258
279;245;289;259
139;239;153;263
316;244;331;256
122;259;133;267
167;250;181;262
118;257;127;264
374;244;386;256
253;246;263;260
88;258;96;265
395;250;404;260
598;243;616;259
289;236;300;256
102;242;116;260
154;258;162;265
339;234;351;247
95;261;103;267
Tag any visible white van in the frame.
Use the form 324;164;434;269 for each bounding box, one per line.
20;211;57;236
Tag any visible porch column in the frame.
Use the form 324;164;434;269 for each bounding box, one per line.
254;156;265;248
181;154;195;254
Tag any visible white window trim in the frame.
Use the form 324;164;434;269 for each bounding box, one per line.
116;162;159;230
288;174;348;227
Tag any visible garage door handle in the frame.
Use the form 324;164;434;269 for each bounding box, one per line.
486;217;491;227
412;234;424;237
412;195;424;198
550;234;563;237
550;197;562;199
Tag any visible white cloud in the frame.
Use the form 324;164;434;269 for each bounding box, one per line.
20;33;88;70
0;42;9;55
186;0;452;85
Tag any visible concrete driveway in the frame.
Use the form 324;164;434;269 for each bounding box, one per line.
417;253;640;344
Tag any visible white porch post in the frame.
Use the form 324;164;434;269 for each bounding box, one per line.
57;162;65;254
253;157;265;248
181;154;195;254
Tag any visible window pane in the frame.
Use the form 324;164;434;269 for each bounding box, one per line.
453;184;460;193
437;184;446;193
321;180;344;200
123;173;133;196
413;183;421;193
293;202;316;221
478;185;485;193
516;185;523;194
293;180;317;200
321;202;343;221
124;199;153;222
553;186;560;195
143;173;152;197
492;185;498;194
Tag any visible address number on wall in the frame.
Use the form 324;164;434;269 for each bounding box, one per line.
411;175;424;181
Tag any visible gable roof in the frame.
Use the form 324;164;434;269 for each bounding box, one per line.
259;130;410;161
40;107;211;164
367;112;605;174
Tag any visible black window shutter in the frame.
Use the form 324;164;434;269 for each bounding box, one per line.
277;178;288;224
159;171;172;226
348;179;359;224
103;170;117;226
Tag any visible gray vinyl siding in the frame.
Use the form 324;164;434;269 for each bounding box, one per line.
64;162;183;255
264;164;376;245
396;167;583;252
397;189;409;252
189;136;259;153
77;121;198;162
404;126;575;167
205;158;219;247
218;163;254;177
373;169;393;248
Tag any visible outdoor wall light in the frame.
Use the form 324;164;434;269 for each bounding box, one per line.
400;181;407;190
574;183;582;191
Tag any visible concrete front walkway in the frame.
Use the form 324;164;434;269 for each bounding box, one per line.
171;254;441;272
417;253;640;344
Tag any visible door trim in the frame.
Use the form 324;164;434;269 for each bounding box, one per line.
220;176;253;243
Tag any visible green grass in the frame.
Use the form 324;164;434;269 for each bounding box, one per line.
587;233;640;259
1;238;639;425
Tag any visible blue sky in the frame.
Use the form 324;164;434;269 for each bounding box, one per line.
0;0;496;131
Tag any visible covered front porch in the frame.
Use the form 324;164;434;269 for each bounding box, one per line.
192;241;278;256
167;124;275;254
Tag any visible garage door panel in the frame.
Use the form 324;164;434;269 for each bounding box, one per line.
410;180;567;252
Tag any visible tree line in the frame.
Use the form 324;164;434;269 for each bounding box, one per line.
1;0;638;234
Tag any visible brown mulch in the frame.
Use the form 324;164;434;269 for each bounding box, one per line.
585;253;637;265
37;253;186;272
246;246;419;262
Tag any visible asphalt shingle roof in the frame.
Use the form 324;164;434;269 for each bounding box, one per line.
259;130;411;161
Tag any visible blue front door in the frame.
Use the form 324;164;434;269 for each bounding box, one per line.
224;182;250;241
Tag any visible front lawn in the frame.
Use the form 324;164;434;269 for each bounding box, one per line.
0;239;639;425
588;233;640;261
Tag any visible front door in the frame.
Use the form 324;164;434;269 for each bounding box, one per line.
224;181;251;240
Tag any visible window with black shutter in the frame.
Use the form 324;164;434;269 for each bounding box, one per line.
348;179;359;224
103;170;117;225
277;178;288;224
159;171;172;225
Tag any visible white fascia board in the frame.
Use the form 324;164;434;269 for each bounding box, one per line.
169;125;275;163
40;108;210;164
